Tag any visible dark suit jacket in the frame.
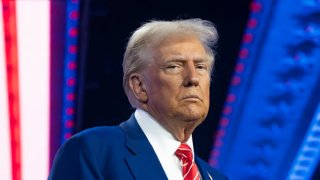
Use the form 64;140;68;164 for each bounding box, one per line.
49;115;227;180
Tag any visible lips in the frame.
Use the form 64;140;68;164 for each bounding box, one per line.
182;95;202;101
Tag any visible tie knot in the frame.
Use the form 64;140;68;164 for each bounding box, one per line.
175;143;193;161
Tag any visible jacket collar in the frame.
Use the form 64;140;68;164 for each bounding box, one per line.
120;114;220;180
196;156;213;180
119;114;167;179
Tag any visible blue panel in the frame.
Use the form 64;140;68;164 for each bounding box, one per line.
61;0;80;144
287;102;320;179
210;0;320;179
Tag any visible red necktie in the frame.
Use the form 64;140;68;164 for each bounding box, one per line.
175;143;201;180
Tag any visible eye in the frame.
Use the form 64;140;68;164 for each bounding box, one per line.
164;64;182;74
166;63;183;70
196;64;208;70
167;65;179;69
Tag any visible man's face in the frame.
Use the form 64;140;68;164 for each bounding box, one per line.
142;35;211;130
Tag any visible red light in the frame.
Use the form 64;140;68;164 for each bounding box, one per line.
65;120;74;128
235;63;245;73
250;2;262;12
67;78;76;86
66;93;75;101
231;76;241;86
248;18;258;28
214;139;223;147
220;118;229;127
66;107;74;115
212;149;220;157
209;159;218;166
69;28;78;37
68;61;77;70
226;93;236;103
239;48;249;59
223;106;232;115
216;129;225;138
243;33;253;43
68;45;77;54
2;0;22;179
69;11;79;20
64;133;72;140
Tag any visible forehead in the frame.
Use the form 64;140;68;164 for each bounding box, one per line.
153;35;209;60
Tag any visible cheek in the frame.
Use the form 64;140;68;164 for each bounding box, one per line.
158;77;181;92
204;83;210;105
161;85;179;101
149;80;175;101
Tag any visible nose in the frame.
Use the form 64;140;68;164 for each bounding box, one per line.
183;62;199;87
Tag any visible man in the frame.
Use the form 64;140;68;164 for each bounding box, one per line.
49;18;227;180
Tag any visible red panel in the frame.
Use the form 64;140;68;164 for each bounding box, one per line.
2;0;21;180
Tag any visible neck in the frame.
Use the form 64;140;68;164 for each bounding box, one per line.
138;106;199;143
165;123;195;142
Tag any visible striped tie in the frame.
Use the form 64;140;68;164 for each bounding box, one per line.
175;143;201;180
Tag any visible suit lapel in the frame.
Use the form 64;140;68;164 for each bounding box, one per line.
196;156;212;180
196;156;228;180
119;115;167;180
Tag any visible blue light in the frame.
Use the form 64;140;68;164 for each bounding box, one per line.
61;0;80;144
287;103;320;179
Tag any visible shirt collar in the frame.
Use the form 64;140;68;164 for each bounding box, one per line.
135;108;195;158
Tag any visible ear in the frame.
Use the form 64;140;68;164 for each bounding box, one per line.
128;73;148;103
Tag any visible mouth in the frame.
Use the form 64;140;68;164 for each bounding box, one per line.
182;95;202;102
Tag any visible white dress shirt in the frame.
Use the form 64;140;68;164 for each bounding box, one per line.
135;109;195;180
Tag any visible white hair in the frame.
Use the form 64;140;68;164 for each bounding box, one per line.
123;18;219;107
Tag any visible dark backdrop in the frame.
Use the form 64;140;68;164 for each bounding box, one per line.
77;0;251;160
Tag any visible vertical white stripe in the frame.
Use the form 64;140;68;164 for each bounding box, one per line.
16;1;50;180
0;1;13;180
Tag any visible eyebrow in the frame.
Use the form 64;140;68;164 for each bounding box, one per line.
165;55;210;63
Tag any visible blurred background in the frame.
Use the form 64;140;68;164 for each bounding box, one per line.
0;0;319;180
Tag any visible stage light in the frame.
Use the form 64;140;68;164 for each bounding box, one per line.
287;103;320;179
61;0;80;143
16;1;50;179
0;1;12;179
2;0;22;179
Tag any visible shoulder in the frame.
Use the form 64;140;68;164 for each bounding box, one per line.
58;126;125;155
72;126;124;146
49;126;125;179
74;126;123;141
53;126;125;166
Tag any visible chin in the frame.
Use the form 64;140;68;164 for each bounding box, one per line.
180;110;207;123
181;104;207;118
